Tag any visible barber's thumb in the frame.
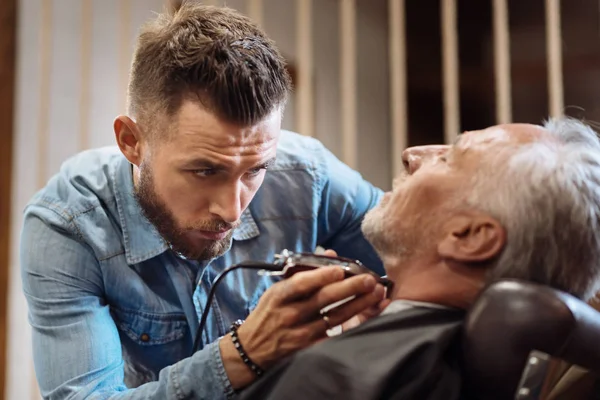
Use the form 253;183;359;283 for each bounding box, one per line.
322;249;338;257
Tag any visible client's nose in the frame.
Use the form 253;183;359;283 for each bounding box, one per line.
402;145;450;174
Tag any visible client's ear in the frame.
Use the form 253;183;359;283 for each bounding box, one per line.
437;213;505;263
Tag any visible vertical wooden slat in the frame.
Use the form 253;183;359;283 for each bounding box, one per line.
340;0;357;168
545;0;563;118
0;0;16;397
79;0;92;150
247;0;263;27
493;0;512;124
389;0;407;176
296;0;313;137
30;3;54;397
441;0;460;144
34;3;54;396
37;0;53;189
119;0;131;115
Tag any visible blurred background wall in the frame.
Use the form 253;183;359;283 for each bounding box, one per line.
3;0;600;398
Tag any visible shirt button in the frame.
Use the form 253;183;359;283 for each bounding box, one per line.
140;333;150;342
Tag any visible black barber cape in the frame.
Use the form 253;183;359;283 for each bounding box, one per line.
239;303;465;400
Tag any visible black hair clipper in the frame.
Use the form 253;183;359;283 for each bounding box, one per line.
262;249;394;298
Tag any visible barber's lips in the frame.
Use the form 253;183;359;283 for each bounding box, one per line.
193;229;230;241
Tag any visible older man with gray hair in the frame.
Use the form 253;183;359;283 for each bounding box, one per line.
240;118;600;400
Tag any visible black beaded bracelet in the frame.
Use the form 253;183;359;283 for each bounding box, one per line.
229;319;264;377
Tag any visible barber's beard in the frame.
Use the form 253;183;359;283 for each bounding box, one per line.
134;165;235;261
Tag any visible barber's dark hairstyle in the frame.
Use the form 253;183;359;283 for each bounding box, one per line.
128;1;291;137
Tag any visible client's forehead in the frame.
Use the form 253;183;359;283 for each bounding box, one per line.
459;123;549;149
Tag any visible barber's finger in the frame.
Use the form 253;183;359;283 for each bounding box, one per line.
361;297;392;319
298;287;385;339
323;284;386;327
289;275;378;323
340;296;391;332
322;249;338;257
272;266;345;304
312;274;378;310
378;298;392;312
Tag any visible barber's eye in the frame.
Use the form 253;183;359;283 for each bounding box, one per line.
193;169;217;177
247;167;266;177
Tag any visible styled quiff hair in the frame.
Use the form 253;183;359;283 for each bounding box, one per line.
127;2;291;136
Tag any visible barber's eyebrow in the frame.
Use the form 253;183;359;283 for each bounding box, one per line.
182;158;226;170
256;157;277;169
182;157;277;170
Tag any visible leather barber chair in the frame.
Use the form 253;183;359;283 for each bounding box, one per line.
462;280;600;400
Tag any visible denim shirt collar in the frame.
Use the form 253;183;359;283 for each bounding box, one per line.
112;156;260;265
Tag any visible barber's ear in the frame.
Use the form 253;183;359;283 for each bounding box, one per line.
114;115;144;166
437;213;505;263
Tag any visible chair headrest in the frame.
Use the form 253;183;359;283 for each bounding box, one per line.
461;279;600;399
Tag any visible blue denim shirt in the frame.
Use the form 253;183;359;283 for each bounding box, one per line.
20;130;383;400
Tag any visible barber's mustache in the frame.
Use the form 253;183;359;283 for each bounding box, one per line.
184;219;240;232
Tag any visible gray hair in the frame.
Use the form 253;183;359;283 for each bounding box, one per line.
468;118;600;300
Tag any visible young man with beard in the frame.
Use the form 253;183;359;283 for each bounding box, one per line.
239;118;600;400
19;4;387;399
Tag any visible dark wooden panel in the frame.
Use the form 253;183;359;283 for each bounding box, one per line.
0;0;16;398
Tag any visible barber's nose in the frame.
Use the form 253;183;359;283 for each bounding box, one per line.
402;145;449;174
209;182;243;224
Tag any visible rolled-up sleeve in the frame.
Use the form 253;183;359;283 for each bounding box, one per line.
21;211;235;400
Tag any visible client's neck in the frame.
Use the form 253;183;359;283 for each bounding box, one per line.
383;256;486;310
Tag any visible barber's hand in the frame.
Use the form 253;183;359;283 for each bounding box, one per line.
219;265;385;389
320;249;391;332
340;298;391;331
